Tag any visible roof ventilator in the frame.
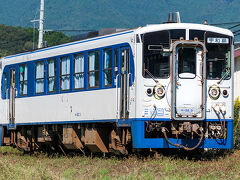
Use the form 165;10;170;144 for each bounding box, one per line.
165;12;181;23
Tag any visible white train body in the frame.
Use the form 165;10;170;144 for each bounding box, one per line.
0;22;234;151
0;31;133;125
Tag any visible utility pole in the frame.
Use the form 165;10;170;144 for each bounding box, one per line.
38;0;44;49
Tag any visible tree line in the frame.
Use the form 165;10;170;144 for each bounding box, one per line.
0;24;72;58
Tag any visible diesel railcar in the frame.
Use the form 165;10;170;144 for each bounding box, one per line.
0;21;234;153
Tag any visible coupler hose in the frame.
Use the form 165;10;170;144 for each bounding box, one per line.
161;127;204;151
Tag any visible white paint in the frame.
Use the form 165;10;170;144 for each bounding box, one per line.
0;22;234;125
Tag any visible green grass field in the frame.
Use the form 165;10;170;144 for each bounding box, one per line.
0;147;239;180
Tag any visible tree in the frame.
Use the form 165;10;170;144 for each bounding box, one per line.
0;24;72;58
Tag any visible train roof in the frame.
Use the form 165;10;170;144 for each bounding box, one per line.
1;29;135;61
1;23;233;61
135;23;233;37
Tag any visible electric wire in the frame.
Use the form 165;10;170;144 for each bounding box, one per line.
146;105;157;133
212;108;225;139
211;21;240;26
209;21;240;38
220;110;226;139
229;23;240;30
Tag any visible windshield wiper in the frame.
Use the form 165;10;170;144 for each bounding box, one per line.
217;68;230;84
144;69;158;83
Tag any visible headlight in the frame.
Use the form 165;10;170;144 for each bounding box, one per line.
154;84;165;99
209;85;220;100
222;89;228;97
146;88;153;96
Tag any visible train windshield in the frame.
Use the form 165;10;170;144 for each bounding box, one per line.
205;33;231;80
206;44;231;79
143;31;170;78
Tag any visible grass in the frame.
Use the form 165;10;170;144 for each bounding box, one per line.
0;147;240;179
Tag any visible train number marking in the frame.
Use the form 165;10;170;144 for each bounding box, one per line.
75;113;81;117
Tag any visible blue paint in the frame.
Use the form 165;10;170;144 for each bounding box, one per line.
131;119;234;149
0;116;234;149
56;57;60;94
84;52;88;90
0;126;2;146
133;118;233;122
117;119;132;127
99;49;103;89
44;59;47;95
28;62;35;97
7;124;16;130
70;55;74;92
2;43;134;100
1;73;7;99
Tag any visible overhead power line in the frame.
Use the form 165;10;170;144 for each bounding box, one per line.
211;21;240;26
233;29;240;34
229;23;240;30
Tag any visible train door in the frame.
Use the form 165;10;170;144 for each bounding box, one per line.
8;68;16;129
119;47;130;120
172;42;206;120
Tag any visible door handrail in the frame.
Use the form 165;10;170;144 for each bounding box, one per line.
115;74;119;120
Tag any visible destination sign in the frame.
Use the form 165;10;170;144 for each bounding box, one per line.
207;37;229;44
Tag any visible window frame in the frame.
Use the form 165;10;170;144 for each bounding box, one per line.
60;55;71;92
19;63;28;96
47;58;57;93
177;47;197;79
35;60;45;94
73;53;84;90
205;31;232;80
88;50;99;89
114;48;119;77
142;30;171;79
103;48;113;87
206;44;231;80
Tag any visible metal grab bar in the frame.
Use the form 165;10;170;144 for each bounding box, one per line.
127;73;131;114
115;74;119;120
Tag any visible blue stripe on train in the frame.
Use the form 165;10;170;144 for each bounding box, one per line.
0;118;234;148
0;117;233;126
131;118;234;149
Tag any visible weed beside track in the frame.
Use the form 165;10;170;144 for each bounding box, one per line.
0;147;240;180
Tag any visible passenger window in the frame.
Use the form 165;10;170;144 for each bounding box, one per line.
103;48;112;87
47;59;56;93
74;53;84;89
35;61;44;94
60;56;70;91
88;51;99;88
19;64;28;96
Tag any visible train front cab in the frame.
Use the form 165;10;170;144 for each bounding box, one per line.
132;27;234;150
